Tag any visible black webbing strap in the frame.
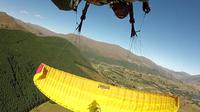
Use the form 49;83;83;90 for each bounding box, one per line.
76;2;90;33
129;3;136;37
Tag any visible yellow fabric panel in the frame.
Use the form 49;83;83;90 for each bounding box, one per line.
33;63;179;112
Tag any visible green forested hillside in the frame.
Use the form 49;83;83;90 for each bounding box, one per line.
0;29;92;112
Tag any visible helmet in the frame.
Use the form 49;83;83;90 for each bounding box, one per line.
111;1;129;19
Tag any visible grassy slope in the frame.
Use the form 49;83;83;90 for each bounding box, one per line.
0;29;92;112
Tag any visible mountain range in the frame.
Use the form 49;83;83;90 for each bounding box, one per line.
1;11;199;86
65;34;200;84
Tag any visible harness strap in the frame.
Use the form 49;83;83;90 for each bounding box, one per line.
129;3;136;37
76;2;90;32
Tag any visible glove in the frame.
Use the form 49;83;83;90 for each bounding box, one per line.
143;2;151;14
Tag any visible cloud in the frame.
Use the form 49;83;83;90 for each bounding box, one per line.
34;14;44;19
20;10;29;15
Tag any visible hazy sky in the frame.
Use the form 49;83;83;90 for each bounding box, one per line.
0;0;200;75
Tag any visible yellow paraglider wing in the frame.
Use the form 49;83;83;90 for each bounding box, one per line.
33;63;179;112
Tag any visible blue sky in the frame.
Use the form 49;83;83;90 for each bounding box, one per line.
0;0;200;75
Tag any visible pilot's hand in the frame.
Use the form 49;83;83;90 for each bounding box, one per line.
143;2;151;14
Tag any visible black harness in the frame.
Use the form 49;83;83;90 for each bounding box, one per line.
76;0;150;37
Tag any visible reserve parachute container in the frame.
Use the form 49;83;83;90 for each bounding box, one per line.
33;63;179;112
